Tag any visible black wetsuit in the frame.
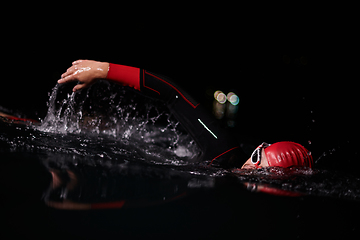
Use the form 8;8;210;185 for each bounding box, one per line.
108;64;247;167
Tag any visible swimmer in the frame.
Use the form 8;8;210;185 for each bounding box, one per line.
58;60;313;169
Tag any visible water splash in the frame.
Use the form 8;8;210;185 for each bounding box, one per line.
38;83;83;134
4;81;200;165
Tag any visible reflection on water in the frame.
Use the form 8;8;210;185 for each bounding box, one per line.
44;156;219;210
232;167;360;200
1;80;360;210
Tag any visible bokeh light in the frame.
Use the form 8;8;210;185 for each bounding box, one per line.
227;92;239;105
214;90;226;104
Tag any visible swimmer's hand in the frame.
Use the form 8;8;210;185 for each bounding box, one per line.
58;60;109;92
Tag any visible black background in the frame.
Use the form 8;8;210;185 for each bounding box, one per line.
1;4;360;239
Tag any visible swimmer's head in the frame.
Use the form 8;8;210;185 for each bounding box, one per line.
241;141;313;169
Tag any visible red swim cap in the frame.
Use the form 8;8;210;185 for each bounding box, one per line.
264;142;313;168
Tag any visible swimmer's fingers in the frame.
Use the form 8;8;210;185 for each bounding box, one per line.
61;64;78;79
72;82;91;92
72;59;84;65
58;75;91;92
58;73;78;84
58;64;83;84
60;59;86;79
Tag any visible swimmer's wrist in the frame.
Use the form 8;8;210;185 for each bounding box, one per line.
97;62;110;79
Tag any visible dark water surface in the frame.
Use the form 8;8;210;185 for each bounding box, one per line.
1;82;360;239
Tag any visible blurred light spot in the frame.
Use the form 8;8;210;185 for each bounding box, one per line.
227;92;239;105
214;90;226;104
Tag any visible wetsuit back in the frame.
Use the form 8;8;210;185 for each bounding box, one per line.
107;64;247;168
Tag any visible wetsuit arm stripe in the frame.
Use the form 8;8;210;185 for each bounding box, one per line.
209;146;240;165
142;69;160;95
106;63;140;90
145;71;200;109
106;64;198;109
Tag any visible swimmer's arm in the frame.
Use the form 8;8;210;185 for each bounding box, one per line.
59;60;140;92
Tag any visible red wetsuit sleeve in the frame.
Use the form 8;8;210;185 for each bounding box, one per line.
106;63;140;91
